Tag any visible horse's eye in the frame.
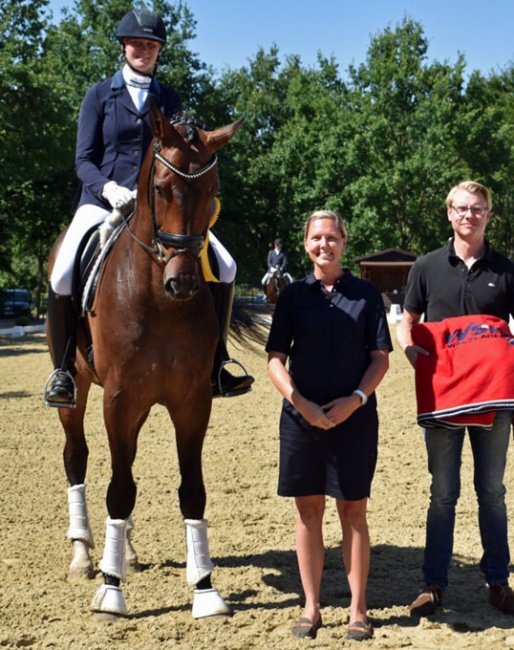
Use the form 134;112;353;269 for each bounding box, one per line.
153;184;163;197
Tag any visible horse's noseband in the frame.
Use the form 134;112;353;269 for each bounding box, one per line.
154;232;205;264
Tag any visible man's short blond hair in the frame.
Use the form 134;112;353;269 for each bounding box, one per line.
446;180;492;211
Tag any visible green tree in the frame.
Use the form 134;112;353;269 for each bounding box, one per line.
343;18;469;258
0;0;77;313
458;69;514;258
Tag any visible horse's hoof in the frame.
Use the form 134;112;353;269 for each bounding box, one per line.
192;588;232;619
67;564;95;582
90;611;123;623
90;584;128;616
126;559;142;573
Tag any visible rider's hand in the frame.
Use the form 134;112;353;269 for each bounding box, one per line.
102;181;135;210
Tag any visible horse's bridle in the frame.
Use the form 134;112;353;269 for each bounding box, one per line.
120;136;218;265
150;140;218;262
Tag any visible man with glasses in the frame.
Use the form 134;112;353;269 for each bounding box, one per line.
397;180;514;617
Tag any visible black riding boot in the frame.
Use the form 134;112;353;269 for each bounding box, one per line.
43;287;78;408
209;282;254;398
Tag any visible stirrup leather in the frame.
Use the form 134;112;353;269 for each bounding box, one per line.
43;369;77;408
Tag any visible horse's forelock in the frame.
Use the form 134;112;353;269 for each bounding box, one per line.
169;112;200;144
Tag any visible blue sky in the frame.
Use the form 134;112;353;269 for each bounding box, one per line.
46;0;514;77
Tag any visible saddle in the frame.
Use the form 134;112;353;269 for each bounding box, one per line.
71;202;222;315
71;222;124;316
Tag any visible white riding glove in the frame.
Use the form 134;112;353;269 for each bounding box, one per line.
102;181;135;210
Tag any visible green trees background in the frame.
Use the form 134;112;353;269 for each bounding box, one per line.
3;0;514;314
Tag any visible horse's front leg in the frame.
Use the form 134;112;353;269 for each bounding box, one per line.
59;376;95;580
173;399;232;619
90;400;148;617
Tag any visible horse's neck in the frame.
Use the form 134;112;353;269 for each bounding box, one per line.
110;216;156;281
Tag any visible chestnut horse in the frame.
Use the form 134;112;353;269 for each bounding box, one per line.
265;267;289;304
47;104;244;619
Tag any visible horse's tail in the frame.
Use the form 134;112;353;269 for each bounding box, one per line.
230;297;271;353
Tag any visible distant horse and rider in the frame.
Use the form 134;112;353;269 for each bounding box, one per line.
261;237;293;304
44;104;264;619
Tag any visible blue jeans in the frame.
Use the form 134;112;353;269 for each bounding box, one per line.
422;412;511;590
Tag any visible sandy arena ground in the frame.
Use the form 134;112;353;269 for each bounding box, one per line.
1;325;514;649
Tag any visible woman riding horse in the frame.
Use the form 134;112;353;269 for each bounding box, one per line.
44;8;253;408
47;87;246;619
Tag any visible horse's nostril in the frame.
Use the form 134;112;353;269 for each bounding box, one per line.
165;275;199;301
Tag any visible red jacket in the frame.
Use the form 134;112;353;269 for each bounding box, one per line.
412;315;514;428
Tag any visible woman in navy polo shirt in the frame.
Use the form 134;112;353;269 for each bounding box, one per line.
44;9;253;407
266;210;392;641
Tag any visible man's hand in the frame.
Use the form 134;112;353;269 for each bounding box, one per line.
403;343;430;369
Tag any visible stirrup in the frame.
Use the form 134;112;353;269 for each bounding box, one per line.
43;369;77;408
213;359;253;398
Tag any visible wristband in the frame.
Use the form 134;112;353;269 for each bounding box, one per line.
352;389;368;406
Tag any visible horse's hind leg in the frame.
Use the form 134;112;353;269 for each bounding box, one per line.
59;375;95;580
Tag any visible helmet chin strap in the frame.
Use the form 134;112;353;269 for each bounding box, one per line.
126;60;155;76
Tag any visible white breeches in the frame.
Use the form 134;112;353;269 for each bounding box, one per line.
208;231;236;284
261;271;272;286
50;204;237;296
262;270;293;286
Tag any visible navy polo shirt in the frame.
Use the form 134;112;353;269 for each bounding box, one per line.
404;238;514;323
266;270;393;405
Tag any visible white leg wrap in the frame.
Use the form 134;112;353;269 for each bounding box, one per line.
99;518;127;582
192;588;231;619
67;484;94;548
90;584;127;616
184;518;214;586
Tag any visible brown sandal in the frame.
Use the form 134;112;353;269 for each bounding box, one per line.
291;615;323;639
347;620;373;641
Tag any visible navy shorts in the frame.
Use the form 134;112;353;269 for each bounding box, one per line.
277;401;378;500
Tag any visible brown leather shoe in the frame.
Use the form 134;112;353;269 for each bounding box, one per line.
409;584;443;617
489;584;514;615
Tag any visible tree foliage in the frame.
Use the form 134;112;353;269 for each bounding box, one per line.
2;4;514;303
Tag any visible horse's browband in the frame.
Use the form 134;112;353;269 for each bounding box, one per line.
154;142;218;180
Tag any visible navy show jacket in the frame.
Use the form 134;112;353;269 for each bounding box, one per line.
75;69;183;209
267;248;288;270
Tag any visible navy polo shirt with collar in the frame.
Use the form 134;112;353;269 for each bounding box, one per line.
266;270;393;405
404;238;514;323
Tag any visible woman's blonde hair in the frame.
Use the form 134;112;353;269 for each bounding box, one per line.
303;210;347;239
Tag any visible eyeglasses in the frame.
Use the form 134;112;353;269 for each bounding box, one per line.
451;205;488;217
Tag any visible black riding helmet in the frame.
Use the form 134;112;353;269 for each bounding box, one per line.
117;9;167;44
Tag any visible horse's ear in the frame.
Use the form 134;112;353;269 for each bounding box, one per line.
150;100;168;141
206;115;245;151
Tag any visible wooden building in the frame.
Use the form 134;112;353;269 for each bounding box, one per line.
353;248;417;309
